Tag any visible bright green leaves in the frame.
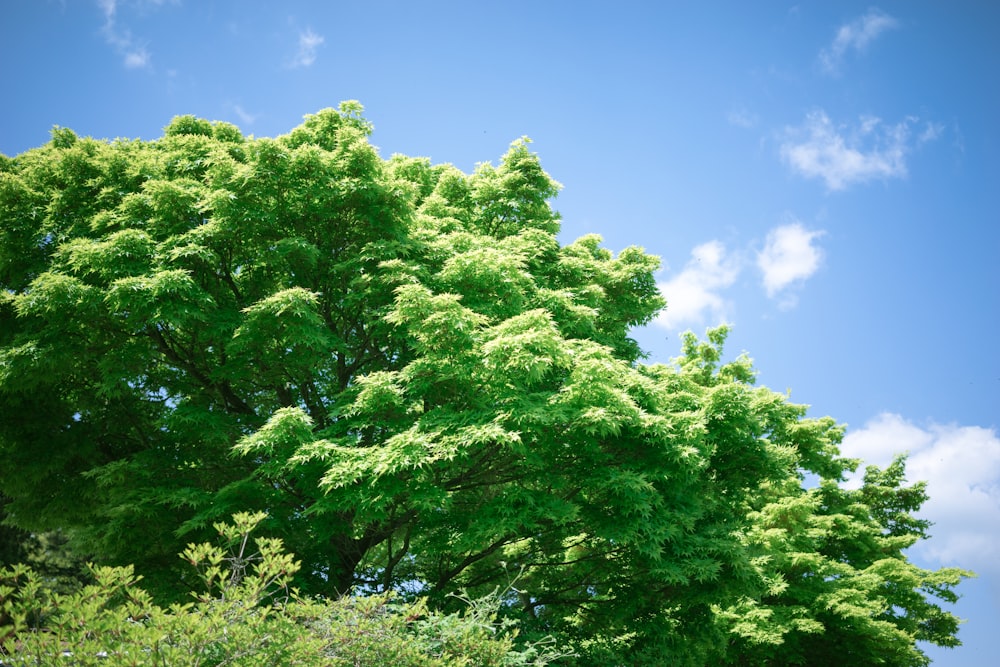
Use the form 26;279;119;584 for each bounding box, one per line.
141;177;207;236
0;341;57;393
324;424;442;487
58;228;155;280
387;284;486;356
164;114;215;138
0;171;48;289
349;370;410;419
721;455;972;666
482;309;567;388
386;155;438;207
284;102;374;151
553;235;665;360
1;514;565;666
108;269;213;327
182;510;302;604
0;107;418;597
858;455;932;540
417;166;474;232
552;340;641;437
14;271;97;319
439;245;534;319
595;244;666;329
49;125;79;149
234;407;316;460
470;138;561;238
232;287;332;369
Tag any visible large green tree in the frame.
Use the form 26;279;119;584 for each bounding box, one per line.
0;104;969;664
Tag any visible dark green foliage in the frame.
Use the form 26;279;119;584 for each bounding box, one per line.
1;494;91;597
0;496;27;569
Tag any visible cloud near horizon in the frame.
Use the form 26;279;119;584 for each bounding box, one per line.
820;8;898;74
781;111;941;191
840;413;1000;577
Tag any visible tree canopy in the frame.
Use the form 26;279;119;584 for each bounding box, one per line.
0;103;971;665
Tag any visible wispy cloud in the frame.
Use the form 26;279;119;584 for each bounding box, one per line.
757;222;824;306
291;28;324;68
232;104;258;127
656;241;740;332
727;107;758;129
841;413;1000;577
820;8;898;74
122;48;150;69
781;111;940;191
97;0;153;69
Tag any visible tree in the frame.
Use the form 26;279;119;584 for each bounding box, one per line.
0;104;970;664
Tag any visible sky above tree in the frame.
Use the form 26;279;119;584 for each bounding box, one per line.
1;2;997;664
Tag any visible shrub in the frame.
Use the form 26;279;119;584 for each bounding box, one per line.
0;513;568;666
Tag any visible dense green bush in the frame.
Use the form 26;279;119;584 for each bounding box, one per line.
0;513;568;666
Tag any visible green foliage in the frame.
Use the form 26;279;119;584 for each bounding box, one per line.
1;494;91;596
0;514;565;666
0;103;971;664
716;461;970;667
0;496;28;569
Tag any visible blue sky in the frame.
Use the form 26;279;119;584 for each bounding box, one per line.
2;1;997;663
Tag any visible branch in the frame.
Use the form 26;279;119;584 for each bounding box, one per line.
382;524;412;591
433;534;517;592
149;324;257;417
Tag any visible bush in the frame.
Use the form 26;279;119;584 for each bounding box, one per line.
0;513;569;666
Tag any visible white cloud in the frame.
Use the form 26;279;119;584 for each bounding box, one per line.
98;0;117;18
841;413;1000;576
97;0;157;70
291;28;324;68
123;47;150;69
655;240;740;331
918;122;944;143
781;111;939;190
727;107;758;129
232;105;258;126
757;223;824;305
820;8;898;74
655;222;827;330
